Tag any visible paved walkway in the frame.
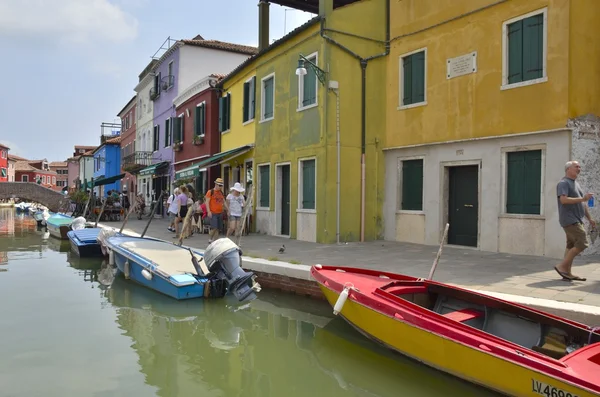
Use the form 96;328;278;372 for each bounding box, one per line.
102;217;600;307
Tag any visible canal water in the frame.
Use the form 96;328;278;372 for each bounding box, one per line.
0;208;499;397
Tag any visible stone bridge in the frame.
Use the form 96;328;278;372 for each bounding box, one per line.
0;182;68;212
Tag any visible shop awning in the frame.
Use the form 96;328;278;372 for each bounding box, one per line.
193;145;254;169
93;173;125;187
175;162;206;179
139;161;169;177
217;145;253;165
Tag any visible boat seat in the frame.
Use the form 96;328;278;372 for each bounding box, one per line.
482;308;542;349
442;308;484;323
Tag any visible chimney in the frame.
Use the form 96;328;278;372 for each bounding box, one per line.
258;0;270;51
319;0;333;17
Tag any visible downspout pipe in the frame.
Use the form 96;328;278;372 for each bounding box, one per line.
319;0;390;242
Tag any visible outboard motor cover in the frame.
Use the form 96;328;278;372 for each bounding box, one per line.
203;238;260;302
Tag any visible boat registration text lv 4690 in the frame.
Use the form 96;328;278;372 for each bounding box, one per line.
532;380;578;397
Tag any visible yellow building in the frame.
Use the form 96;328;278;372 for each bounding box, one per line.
383;0;600;258
219;0;388;243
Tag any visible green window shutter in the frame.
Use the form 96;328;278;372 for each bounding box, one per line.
259;166;270;207
164;118;170;147
507;20;523;84
302;159;316;209
200;104;206;136
303;59;317;106
402;56;413;105
180;116;184;141
1;168;6;178
243;82;249;122
218;97;225;132
412;52;425;103
193;105;198;136
264;77;274;119
506;150;541;214
226;94;231;131
401;159;423;210
522;14;543;81
251;76;256;119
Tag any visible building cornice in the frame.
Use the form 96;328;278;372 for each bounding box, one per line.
173;75;218;108
151;42;183;71
135;73;154;92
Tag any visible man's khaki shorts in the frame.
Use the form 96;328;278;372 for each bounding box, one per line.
563;222;589;250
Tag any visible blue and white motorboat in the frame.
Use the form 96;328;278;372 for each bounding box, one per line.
67;228;105;257
104;236;261;302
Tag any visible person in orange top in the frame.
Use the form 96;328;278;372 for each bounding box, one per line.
205;177;229;244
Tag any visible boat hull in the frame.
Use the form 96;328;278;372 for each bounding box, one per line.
67;229;105;258
47;224;70;239
111;247;209;301
313;270;598;397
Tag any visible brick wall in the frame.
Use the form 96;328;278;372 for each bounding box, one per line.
0;182;67;211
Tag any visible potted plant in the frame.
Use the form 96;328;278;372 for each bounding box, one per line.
173;141;183;151
192;135;204;145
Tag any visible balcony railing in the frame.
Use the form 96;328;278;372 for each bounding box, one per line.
149;87;159;101
122;151;153;173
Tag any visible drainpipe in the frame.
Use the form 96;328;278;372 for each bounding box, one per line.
319;0;390;242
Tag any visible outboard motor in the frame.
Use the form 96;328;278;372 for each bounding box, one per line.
203;238;261;302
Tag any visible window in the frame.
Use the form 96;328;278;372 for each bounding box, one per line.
400;159;423;211
153;125;160;151
243;77;256;123
52;177;56;185
42;176;46;184
502;8;547;88
261;73;275;121
299;159;316;210
173;115;184;143
167;62;174;88
506;150;542;215
164;118;171;147
154;72;161;96
258;164;270;208
0;168;6;178
22;175;28;182
219;93;231;132
399;49;426;108
194;103;206;136
298;53;317;109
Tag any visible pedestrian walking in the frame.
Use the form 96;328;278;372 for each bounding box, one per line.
205;177;228;244
554;160;596;281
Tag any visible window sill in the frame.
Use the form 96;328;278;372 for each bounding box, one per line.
242;119;254;126
256;207;270;212
396;210;425;215
501;76;548;91
397;101;427;111
297;103;318;112
499;213;545;220
296;209;316;214
259;117;274;124
221;130;231;135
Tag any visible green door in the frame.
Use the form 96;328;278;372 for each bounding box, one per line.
448;165;479;247
281;165;290;235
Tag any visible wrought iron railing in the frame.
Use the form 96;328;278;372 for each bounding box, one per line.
122;151;153;172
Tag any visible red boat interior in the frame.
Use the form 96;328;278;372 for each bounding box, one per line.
376;279;600;359
317;267;600;369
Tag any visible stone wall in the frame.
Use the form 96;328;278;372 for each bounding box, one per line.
0;182;67;212
569;114;600;256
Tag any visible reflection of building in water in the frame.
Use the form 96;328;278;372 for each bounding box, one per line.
0;209;15;235
0;251;8;265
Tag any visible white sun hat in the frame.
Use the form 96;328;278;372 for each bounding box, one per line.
230;182;245;193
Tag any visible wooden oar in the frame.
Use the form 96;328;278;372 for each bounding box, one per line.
427;223;450;280
94;198;109;227
140;191;164;238
119;204;137;234
235;186;254;247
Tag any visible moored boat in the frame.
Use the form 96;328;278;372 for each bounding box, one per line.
45;213;73;239
104;236;261;302
67;228;105;258
311;265;600;397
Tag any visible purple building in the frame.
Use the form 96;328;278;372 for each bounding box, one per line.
143;35;257;206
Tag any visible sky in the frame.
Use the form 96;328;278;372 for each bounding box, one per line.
0;0;314;161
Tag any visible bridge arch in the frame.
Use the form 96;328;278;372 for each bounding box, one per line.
0;182;68;212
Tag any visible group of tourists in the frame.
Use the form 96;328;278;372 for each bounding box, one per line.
165;177;247;244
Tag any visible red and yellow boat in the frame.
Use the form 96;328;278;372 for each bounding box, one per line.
311;265;600;397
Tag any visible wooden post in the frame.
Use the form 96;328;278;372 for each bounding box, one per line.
428;223;450;280
82;178;94;219
119;205;137;234
94;197;109;228
235;186;254;246
177;194;196;246
141;191;164;238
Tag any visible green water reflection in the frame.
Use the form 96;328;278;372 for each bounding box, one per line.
0;209;499;397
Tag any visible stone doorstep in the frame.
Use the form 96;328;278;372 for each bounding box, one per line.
99;223;600;323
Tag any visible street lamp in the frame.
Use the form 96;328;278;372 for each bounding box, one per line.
295;54;327;86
